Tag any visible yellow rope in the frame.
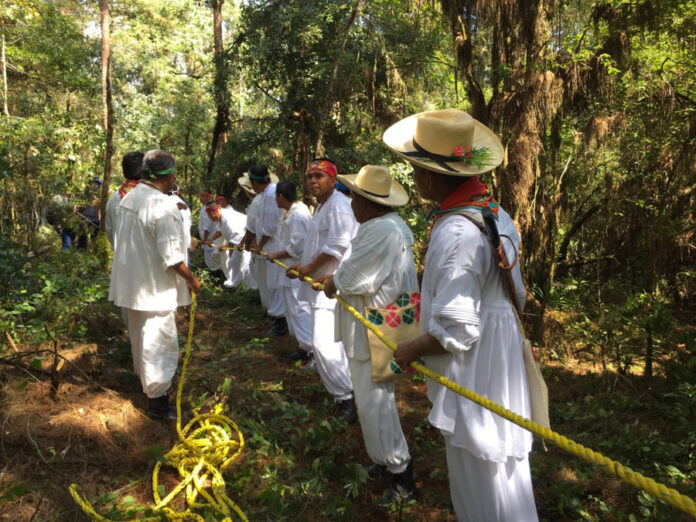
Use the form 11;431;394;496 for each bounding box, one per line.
69;295;248;521
218;244;696;518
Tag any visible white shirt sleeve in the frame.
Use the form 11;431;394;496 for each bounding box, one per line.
321;208;355;261
334;218;400;297
425;222;490;353
154;205;186;267
286;211;311;259
258;188;283;239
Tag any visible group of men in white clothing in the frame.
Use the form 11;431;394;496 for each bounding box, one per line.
104;107;539;520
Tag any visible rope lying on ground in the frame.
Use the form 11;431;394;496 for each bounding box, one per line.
69;295;249;521
217;243;696;518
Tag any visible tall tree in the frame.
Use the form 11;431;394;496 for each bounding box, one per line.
314;0;363;156
206;0;229;178
99;0;114;220
1;15;8;117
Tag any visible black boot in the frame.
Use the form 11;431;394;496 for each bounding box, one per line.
336;397;358;425
282;349;310;361
269;317;288;336
365;463;387;478
378;461;417;506
147;394;177;421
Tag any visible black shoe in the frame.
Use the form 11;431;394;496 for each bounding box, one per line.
147;395;177;421
269;317;288;336
336;397;358;425
366;463;387;478
282;349;310;361
378;461;417;506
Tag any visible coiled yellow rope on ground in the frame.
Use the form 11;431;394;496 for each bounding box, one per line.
69;295;248;521
222;244;696;518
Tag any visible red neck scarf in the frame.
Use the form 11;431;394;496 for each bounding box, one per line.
423;176;499;248
118;179;139;198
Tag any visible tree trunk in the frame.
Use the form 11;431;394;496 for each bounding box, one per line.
1;16;9;117
314;0;363;156
99;0;114;222
206;0;229;179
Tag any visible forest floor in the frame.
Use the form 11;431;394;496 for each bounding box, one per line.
1;264;695;521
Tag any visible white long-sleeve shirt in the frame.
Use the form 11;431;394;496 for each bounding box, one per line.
278;202;312;286
299;190;358;309
334;212;418;360
421;207;531;462
109;183;189;311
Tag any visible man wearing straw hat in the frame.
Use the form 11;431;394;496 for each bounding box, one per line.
287;158;359;423
316;165;418;504
385;109;537;521
110;149;201;420
238;174;258;290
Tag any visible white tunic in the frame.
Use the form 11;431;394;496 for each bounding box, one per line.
109;183;190;311
169;195;192;264
277;201;312;286
220;206;249;287
299;190;358;308
105;190;122;249
421;208;532;462
254;183;284;250
334;212;418;359
220;206;247;245
198;205;219;271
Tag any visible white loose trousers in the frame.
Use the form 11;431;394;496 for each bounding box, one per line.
282;281;312;352
445;439;538;522
263;238;285;318
348;358;410;474
127;309;179;399
312;307;353;401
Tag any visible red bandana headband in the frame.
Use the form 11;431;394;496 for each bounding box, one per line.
214;195;228;203
308;160;337;178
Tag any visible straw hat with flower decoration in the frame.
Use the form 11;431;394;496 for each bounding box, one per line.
382;109;504;176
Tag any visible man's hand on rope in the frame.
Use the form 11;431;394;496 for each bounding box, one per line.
313;274;336;297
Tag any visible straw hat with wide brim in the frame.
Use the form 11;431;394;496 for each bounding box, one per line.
237;172;279;195
383;109;504;176
337;165;409;207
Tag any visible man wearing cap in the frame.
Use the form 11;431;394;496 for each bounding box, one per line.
287;158;359;422
265;180;313;362
105;151;143;249
109;149;201;420
316;165;418;504
246;165;287;336
386;109;537;521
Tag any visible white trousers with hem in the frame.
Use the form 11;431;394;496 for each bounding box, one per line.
282;283;312;352
127;309;179;399
349;357;410;474
444;438;538;522
312;307;352;401
265;261;285;318
225;250;251;288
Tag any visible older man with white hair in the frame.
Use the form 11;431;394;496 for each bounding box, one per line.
109;149;201;420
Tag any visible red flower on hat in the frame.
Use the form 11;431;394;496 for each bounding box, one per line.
454;145;473;158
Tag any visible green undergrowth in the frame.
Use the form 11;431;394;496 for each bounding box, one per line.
2;248;696;520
